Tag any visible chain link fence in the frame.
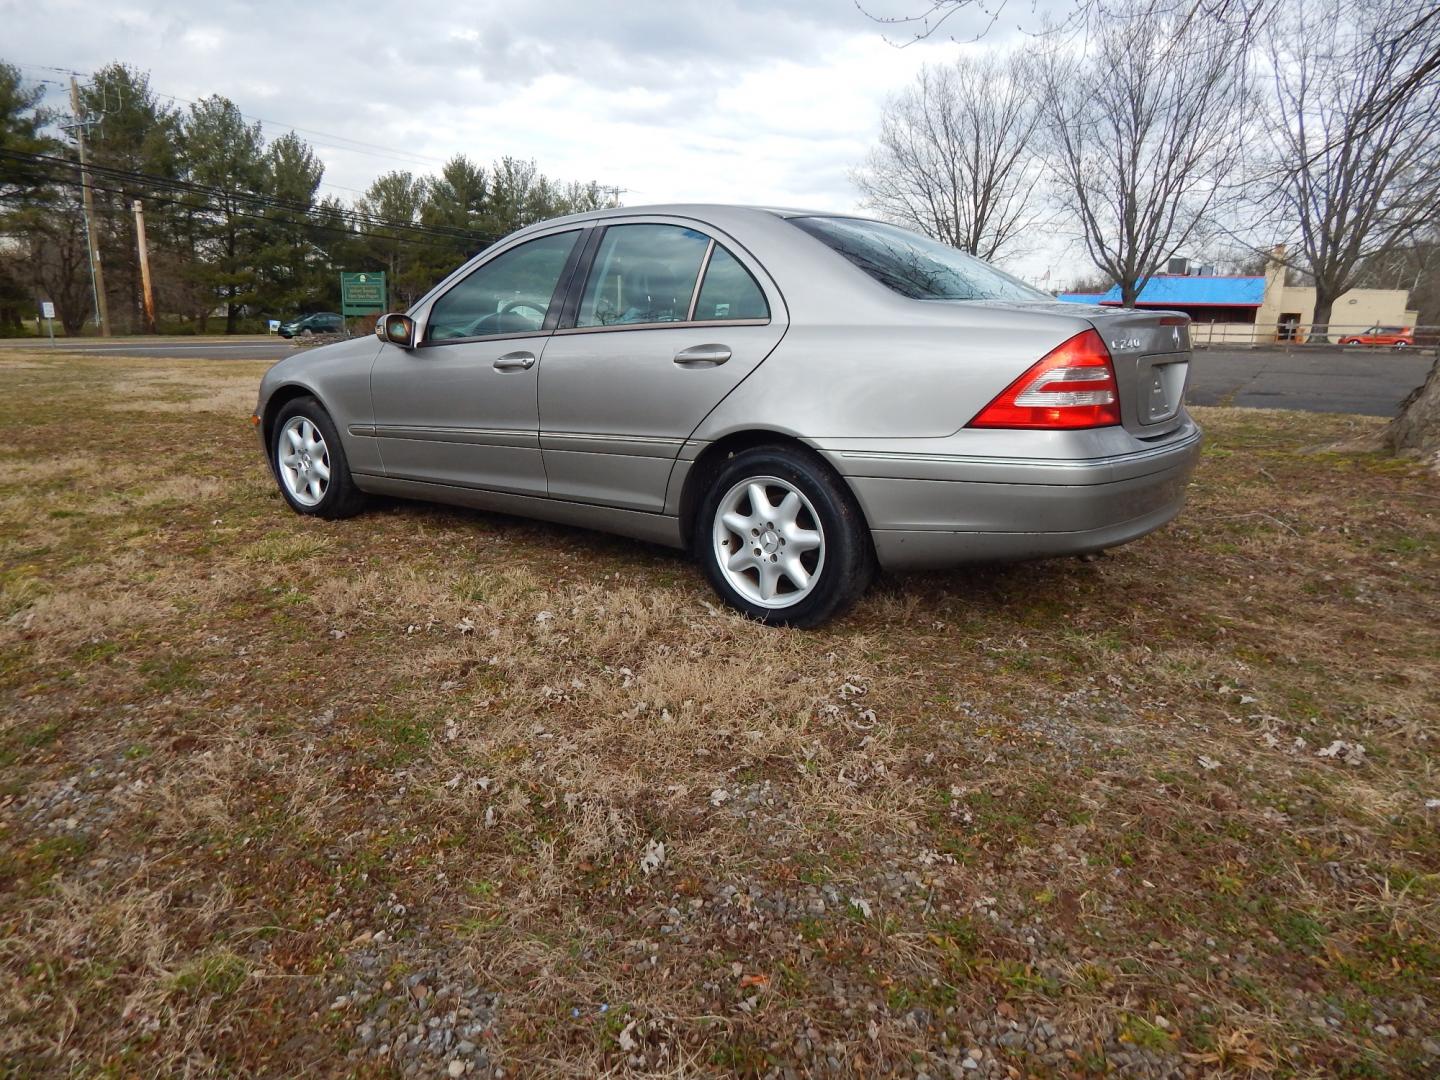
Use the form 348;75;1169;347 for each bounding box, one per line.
1190;321;1438;352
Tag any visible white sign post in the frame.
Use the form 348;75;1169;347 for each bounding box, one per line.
40;302;56;347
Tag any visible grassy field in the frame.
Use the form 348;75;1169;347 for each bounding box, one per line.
2;351;1437;1078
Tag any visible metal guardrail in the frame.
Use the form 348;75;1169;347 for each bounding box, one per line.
1190;321;1438;352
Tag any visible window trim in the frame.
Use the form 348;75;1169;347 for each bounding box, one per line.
555;226;605;331
416;227;585;350
552;317;772;338
559;222;771;334
685;239;716;322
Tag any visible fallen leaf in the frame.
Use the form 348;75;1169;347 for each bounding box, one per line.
640;839;666;875
617;1020;639;1052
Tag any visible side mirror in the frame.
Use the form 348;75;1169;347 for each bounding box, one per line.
377;312;417;349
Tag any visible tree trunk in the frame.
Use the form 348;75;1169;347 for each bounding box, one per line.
59;304;85;337
1310;289;1336;344
1384;354;1440;468
1121;281;1139;307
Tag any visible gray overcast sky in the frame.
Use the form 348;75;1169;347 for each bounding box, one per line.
7;0;1075;282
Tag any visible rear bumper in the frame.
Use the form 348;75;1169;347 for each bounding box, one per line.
824;425;1203;570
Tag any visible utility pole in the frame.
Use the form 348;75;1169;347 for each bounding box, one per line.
69;76;110;337
133;200;158;334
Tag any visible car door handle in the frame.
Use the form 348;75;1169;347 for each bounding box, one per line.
673;344;731;366
493;351;536;371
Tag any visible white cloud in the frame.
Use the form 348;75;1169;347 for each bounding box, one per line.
11;0;1079;280
178;26;223;53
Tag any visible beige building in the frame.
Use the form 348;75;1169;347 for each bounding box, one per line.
1061;245;1418;345
1255;247;1419;341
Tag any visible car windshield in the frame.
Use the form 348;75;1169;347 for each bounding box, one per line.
790;216;1047;302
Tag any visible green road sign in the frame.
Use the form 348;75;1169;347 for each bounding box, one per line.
341;271;387;316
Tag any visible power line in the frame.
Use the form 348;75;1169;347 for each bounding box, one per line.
19;62;446;169
8;161;492;252
16;63;625;215
152;91;447;169
2;149;492;246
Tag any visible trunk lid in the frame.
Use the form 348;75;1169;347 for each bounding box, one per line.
1084;308;1192;436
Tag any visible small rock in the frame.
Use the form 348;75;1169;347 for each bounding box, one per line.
448;1061;466;1078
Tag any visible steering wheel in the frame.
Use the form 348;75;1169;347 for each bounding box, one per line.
499;299;546;325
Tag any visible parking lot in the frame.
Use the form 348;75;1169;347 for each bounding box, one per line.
1187;346;1433;416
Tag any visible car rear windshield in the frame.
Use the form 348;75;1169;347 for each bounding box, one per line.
790;216;1047;302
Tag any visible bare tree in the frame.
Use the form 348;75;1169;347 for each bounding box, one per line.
1263;0;1440;342
858;0;1278;45
1036;0;1253;305
11;195;94;336
851;52;1042;262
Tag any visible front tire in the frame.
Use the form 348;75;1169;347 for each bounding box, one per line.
271;397;366;519
696;445;873;628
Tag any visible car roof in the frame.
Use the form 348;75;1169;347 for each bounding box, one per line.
511;203;862;232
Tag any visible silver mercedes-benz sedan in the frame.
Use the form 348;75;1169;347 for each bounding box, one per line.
254;205;1201;626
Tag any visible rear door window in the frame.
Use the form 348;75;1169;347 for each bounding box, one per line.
694;244;769;321
576;224;709;327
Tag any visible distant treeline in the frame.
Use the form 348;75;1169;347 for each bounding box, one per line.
0;61;618;335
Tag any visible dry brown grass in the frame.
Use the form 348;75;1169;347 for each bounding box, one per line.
2;351;1438;1077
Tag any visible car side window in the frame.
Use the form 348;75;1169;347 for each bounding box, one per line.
425;231;578;342
694;244;769;321
576;225;709;327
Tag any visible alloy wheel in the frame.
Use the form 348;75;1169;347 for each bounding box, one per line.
711;475;825;609
277;416;331;507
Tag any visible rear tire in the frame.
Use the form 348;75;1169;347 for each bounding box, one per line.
271;396;366;520
696;445;873;628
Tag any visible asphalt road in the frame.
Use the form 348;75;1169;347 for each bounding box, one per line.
1186;347;1432;417
4;338;1432;417
1;336;296;362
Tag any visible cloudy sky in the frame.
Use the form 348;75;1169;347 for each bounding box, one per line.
8;0;1072;281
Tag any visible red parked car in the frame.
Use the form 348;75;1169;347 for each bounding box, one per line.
1338;325;1414;348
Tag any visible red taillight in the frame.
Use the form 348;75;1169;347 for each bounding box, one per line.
967;329;1121;430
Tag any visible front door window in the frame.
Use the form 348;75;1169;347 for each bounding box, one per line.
425;231;579;342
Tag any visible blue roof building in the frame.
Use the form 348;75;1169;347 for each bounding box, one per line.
1055;247;1416;341
1059;277;1265;309
1057;274;1269;328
